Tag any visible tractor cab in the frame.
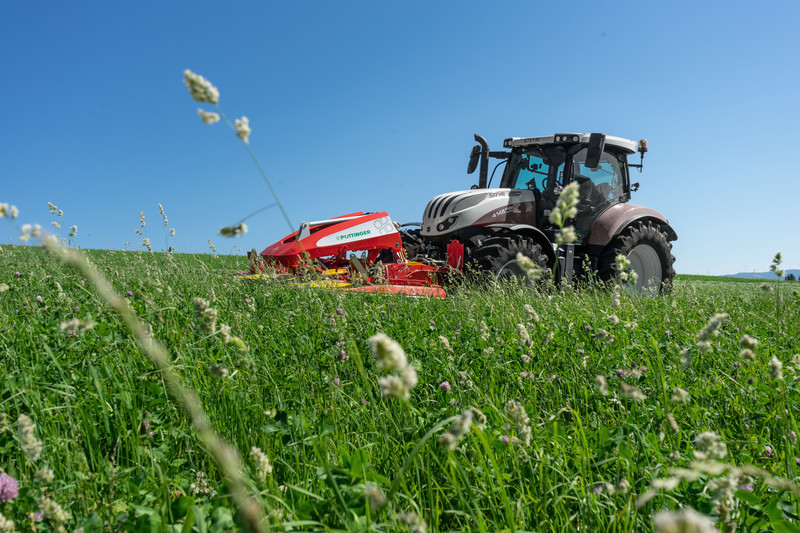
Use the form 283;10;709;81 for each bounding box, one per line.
498;134;640;240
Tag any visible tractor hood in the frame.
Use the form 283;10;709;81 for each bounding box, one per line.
421;188;537;238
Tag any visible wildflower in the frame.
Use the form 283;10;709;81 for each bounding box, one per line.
595;375;609;396
697;313;728;341
479;321;489;341
694;431;727;460
607;314;619;325
740;348;755;361
457;370;473;388
18;414;43;461
219;223;248;237
620;383;646;401
671;387;690;405
235;116;251;143
548;181;579;227
770;252;785;278
763;445;775;458
521;353;531;363
0;473;19;502
368;333;408;372
197;108;220;125
769;356;783;381
439;381;451;392
501;435;510;444
183;69;219;104
0;283;7;293
250;446;273;482
653;508;717;533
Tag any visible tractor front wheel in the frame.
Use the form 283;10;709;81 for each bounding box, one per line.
598;221;675;293
470;235;550;283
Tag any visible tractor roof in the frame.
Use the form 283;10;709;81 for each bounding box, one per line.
503;133;637;154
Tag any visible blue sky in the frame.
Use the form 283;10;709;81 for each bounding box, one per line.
2;1;798;275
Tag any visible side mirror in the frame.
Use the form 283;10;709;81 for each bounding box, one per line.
467;145;481;174
585;133;606;169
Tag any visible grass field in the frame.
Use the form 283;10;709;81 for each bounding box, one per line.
1;244;799;532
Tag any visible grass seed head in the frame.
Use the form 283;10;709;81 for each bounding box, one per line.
653;508;717;533
235;116;251;144
197;109;220;125
17;414;43;462
183;69;219;104
769;356;783;381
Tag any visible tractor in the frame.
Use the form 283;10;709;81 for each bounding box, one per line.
403;133;677;292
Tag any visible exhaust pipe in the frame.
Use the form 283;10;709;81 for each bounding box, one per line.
474;134;489;189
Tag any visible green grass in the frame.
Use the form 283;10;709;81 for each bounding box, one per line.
1;245;799;532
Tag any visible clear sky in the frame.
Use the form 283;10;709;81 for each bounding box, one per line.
2;1;798;275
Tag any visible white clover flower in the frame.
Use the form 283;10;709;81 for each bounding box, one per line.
235;116;251;144
197;109;220;125
183;70;220;104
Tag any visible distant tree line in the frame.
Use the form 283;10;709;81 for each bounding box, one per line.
787;273;797;281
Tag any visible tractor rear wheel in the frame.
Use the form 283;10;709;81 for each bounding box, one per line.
471;235;550;283
597;221;675;293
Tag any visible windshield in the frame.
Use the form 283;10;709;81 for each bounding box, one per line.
504;146;566;193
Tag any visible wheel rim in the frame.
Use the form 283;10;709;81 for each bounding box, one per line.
627;244;662;293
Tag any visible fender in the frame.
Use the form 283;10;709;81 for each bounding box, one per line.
587;204;678;247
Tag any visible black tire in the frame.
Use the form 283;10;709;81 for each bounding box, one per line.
470;235;550;283
597;221;675;293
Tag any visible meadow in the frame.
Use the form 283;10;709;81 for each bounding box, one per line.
1;242;799;533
